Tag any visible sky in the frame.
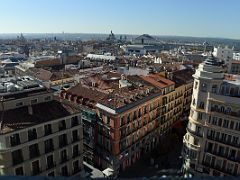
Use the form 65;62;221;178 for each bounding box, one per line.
0;0;239;39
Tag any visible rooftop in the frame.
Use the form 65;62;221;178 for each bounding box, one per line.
0;76;46;98
172;69;195;87
141;74;175;89
0;100;79;134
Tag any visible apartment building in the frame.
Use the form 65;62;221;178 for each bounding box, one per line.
0;76;84;177
60;70;194;176
182;56;240;176
94;73;193;175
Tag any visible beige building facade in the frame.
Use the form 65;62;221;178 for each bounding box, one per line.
0;76;84;177
182;56;240;176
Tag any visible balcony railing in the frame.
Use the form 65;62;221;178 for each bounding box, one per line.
207;135;240;148
186;127;203;137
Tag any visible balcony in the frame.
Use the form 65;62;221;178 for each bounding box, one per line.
207;135;240;148
186;127;203;137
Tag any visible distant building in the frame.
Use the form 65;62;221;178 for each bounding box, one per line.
213;46;233;72
233;52;240;61
122;45;162;56
133;34;157;45
0;76;84;177
230;60;240;74
106;30;116;43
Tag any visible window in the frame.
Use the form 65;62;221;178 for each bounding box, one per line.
60;149;68;163
28;128;37;141
59;134;68;148
71;116;78;127
218;146;225;156
46;154;55;169
72;144;79;158
230;121;234;129
233;136;239;144
223;119;229;128
10;133;21;146
73;160;80;174
206;142;213;152
133;111;137;119
201;83;207;92
16;102;23;107
212;117;218;125
29;144;40;159
198;113;203;120
144;106;147;114
12;149;23;165
220;106;225;113
32;160;40;175
61;165;68;176
31;99;38;104
15;167;24;176
229;149;236;160
44;124;52;135
72;130;79;142
45;96;51;101
138;109;141;117
218;118;222;126
120;116;124;126
194;138;199;146
204;155;211;165
194;81;198;89
192;98;196;106
107;116;110;124
45;139;54;153
226;107;231;114
212;85;217;93
59;120;66;131
199;102;204;109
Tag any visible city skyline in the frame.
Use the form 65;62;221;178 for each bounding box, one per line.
0;0;240;39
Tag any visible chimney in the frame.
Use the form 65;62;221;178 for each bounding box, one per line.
28;105;33;115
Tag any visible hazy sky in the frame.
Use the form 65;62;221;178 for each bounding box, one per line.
0;0;239;39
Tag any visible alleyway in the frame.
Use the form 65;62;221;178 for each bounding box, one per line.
119;130;185;178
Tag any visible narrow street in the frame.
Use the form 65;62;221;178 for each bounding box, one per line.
119;128;185;178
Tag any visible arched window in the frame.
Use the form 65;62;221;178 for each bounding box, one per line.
220;106;225;113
